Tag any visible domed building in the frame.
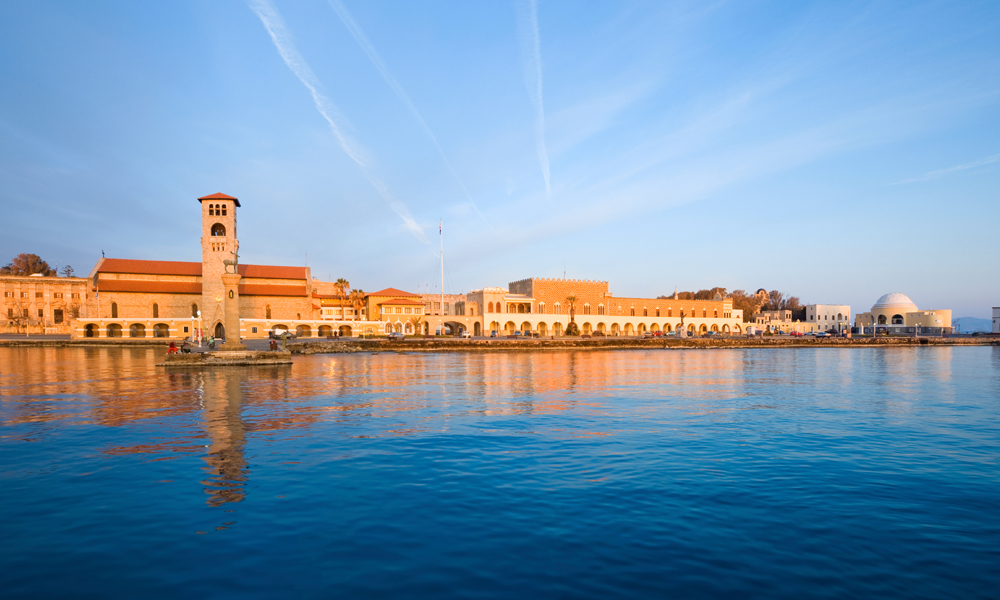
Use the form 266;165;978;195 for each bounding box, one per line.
854;293;952;335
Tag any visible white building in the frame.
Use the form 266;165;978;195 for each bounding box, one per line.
993;306;1000;334
854;293;952;335
805;304;851;333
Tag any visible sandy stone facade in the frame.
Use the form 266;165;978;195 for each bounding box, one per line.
2;274;90;334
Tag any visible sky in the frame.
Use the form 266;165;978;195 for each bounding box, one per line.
1;1;997;317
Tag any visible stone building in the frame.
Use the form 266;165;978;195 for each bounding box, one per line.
854;293;951;335
72;193;381;340
805;304;851;333
2;273;90;334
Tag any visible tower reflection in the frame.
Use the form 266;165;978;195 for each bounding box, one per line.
199;370;249;506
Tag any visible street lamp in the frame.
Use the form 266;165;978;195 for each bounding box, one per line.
197;310;202;347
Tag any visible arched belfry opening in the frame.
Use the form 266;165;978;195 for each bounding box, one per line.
211;223;226;237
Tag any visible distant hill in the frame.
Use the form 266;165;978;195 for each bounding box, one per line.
954;317;991;333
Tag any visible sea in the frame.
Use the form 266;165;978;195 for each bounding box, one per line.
1;346;998;598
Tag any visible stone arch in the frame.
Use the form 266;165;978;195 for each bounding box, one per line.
537;322;548;336
394;323;403;334
611;323;620;335
877;314;887;324
474;322;482;336
663;323;672;332
338;325;351;337
211;223;226;236
384;323;393;334
153;323;169;337
699;324;708;333
85;323;97;338
582;322;592;335
624;323;634;335
405;322;414;334
521;321;531;334
505;321;516;334
650;323;660;333
722;324;730;333
107;323;122;337
490;321;500;333
891;314;903;325
553;322;563;336
688;323;696;332
318;325;333;337
637;323;647;334
295;324;310;337
711;324;719;332
734;324;742;333
215;322;225;339
129;323;146;338
596;322;606;333
272;324;290;337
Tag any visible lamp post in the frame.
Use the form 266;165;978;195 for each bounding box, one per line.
197;310;202;347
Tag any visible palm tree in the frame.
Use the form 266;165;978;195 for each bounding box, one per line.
334;278;350;320
564;295;580;336
408;314;425;337
349;289;365;325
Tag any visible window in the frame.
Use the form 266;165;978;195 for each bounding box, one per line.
266;305;272;319
192;303;199;317
221;204;227;216
598;305;605;315
3;291;11;297
702;310;707;318
538;303;545;314
488;302;493;313
23;309;29;318
7;308;12;318
36;292;43;298
656;308;660;317
405;308;412;314
668;309;672;317
21;292;28;298
416;308;422;314
208;204;215;216
630;308;635;316
54;309;63;324
183;326;189;333
211;223;226;236
643;308;648;317
554;302;561;314
72;293;80;299
54;292;63;299
251;326;258;333
714;309;718;318
583;304;591;315
111;302;118;318
152;303;159;318
810;315;814;320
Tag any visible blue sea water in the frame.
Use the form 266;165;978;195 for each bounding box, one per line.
1;346;998;599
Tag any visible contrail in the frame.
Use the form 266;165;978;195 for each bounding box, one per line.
327;0;492;229
516;0;551;196
248;0;428;244
894;153;1000;184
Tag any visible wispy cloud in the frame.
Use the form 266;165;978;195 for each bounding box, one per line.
247;0;428;243
327;0;491;229
894;153;1000;184
516;0;551;196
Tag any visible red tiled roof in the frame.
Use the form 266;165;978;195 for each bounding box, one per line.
378;298;425;306
98;259;202;276
370;287;420;298
94;280;201;294
238;264;306;280
238;284;307;297
198;192;241;207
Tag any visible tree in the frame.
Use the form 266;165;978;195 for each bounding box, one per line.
765;290;785;312
61;265;74;277
564;295;580;336
0;254;55;276
349;289;365;322
333;278;350;319
408;314;425;336
729;290;762;323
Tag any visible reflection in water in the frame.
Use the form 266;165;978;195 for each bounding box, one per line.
200;371;249;506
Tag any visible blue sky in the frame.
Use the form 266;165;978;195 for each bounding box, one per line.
1;1;997;317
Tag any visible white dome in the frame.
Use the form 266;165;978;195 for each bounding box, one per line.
872;293;917;311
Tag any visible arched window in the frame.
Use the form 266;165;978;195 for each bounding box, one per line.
208;204;215;216
538;302;545;314
266;305;272;319
152;303;158;318
630;307;635;316
891;314;904;325
111;302;118;318
554;302;561;314
211;223;226;236
655;308;660;317
488;302;494;313
192;303;199;317
702;310;707;318
221;204;227;216
643;308;648;317
714;309;718;318
837;313;843;320
877;315;887;324
598;304;605;315
583;304;591;315
668;309;672;317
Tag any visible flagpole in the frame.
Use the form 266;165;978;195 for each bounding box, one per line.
440;219;444;334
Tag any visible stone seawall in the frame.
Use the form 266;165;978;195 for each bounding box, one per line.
159;350;292;367
290;336;998;355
